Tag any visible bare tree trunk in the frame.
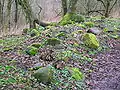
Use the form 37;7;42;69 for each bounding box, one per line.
7;0;12;31
15;0;18;23
18;0;49;28
62;0;67;15
68;0;78;13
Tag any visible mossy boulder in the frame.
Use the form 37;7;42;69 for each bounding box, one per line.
31;43;42;48
30;29;40;37
83;33;99;49
46;38;61;46
70;67;84;80
25;46;38;56
59;13;85;25
32;66;54;83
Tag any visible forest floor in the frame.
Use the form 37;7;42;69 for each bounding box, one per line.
88;39;120;90
0;17;120;90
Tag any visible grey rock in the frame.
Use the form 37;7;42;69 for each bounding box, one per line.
87;27;101;35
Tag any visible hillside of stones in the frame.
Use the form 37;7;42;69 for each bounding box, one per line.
0;16;120;89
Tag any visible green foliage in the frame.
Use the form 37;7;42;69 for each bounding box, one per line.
103;28;109;32
70;68;84;80
25;46;38;56
109;34;119;39
76;24;86;28
56;32;67;38
49;22;57;26
51;67;86;90
30;29;40;37
0;59;35;89
46;38;61;46
83;33;99;49
0;36;26;52
31;43;42;48
37;26;45;31
56;50;73;61
3;47;13;51
84;22;95;28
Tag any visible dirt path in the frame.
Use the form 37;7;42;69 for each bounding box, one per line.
89;40;120;90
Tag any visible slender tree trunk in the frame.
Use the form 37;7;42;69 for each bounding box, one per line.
62;0;67;15
104;1;110;17
7;0;12;32
15;0;18;23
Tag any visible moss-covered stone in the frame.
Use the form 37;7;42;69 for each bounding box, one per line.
32;66;54;83
83;33;99;49
84;22;95;28
31;43;42;48
25;46;38;56
30;29;40;37
70;67;84;80
46;38;61;46
59;13;85;25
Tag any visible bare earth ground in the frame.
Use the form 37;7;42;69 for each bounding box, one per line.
88;39;120;90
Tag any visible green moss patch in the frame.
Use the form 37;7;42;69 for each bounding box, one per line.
25;46;38;56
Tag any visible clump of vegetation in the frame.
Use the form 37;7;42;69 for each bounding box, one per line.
56;50;73;61
70;67;84;80
56;32;67;38
29;29;40;37
25;46;38;56
31;43;42;48
0;60;34;89
37;26;45;31
76;24;86;28
84;22;95;28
